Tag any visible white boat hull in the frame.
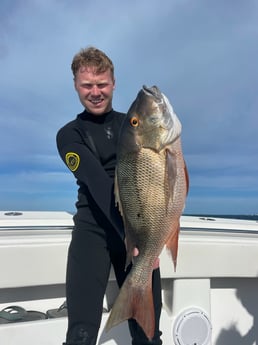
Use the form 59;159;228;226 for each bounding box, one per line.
0;211;257;345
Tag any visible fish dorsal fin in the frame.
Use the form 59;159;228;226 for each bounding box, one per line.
166;222;180;271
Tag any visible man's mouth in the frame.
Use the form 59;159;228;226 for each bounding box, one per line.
90;98;103;105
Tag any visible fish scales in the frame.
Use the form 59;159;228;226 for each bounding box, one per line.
119;151;169;231
117;143;186;289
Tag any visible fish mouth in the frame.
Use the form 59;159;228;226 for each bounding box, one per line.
141;85;168;130
142;85;163;103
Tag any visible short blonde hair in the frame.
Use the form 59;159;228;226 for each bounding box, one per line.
71;46;114;79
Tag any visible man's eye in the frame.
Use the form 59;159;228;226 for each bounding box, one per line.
81;83;108;89
97;83;107;89
83;84;93;89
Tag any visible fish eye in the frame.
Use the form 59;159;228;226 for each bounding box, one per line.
130;116;139;127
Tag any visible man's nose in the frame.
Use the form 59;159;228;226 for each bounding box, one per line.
91;85;101;96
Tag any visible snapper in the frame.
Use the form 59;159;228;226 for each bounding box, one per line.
106;85;189;339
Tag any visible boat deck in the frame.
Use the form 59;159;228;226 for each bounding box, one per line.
0;211;258;345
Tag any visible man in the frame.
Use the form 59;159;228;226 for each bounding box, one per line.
56;46;162;345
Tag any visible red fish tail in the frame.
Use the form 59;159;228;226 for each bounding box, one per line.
105;277;155;340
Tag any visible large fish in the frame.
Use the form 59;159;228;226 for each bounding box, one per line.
106;85;189;339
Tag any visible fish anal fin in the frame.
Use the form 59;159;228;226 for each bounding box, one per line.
124;233;134;268
166;223;180;271
114;171;124;217
123;225;136;268
105;277;155;340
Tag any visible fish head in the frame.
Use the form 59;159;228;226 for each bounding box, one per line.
118;85;182;156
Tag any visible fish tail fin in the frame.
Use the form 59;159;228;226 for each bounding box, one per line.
166;222;180;271
105;277;155;340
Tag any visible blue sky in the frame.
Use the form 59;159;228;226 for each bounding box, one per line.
0;0;257;215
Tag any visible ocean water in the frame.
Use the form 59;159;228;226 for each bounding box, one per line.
185;214;258;221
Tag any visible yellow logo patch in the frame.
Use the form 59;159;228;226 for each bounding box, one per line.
65;152;80;172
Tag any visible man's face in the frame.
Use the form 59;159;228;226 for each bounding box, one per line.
74;66;115;115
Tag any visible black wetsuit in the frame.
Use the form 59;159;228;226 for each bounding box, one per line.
56;109;162;345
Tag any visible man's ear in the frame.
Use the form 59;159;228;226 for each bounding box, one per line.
73;78;78;91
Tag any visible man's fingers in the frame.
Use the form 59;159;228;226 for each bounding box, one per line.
133;247;139;257
153;257;160;269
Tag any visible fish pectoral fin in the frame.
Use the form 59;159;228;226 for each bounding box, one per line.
166;223;180;271
184;159;190;195
165;148;177;204
105;277;155;340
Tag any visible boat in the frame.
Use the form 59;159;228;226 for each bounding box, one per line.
0;211;258;345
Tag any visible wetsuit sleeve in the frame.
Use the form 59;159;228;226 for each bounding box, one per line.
56;125;124;237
